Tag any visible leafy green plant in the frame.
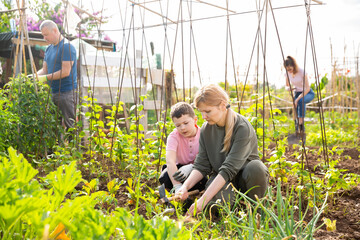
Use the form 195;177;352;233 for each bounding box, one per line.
0;75;63;157
114;208;191;240
288;153;360;208
267;138;295;183
311;74;328;92
0;147;193;239
0;0;15;33
0;147;82;239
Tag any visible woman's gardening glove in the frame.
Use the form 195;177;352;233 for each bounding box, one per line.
173;164;193;182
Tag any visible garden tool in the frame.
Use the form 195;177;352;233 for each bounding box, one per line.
288;104;300;146
158;184;201;215
158;183;176;216
158;183;175;208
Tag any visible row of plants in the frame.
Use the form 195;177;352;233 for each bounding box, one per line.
3;142;355;239
1;75;358;174
1;76;359;238
0;147;192;239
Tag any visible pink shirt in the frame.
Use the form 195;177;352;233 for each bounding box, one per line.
166;127;200;165
285;68;306;92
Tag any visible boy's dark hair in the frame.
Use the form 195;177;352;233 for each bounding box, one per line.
170;102;195;119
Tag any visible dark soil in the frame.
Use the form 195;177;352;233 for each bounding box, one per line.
79;147;360;239
284;146;360;240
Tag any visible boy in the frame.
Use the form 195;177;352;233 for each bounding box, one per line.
159;102;207;193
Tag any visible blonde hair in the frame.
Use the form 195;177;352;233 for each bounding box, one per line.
194;84;236;153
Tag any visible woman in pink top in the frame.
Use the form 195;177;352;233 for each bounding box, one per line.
284;56;315;134
159;102;207;193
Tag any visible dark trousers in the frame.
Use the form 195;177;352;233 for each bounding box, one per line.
159;164;207;192
207;160;269;205
52;90;76;130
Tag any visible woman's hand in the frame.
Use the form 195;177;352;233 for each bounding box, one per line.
175;185;189;201
186;197;206;216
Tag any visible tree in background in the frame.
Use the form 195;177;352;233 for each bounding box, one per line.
0;0;110;40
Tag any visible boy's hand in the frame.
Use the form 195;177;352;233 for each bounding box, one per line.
175;185;189;201
173;164;193;182
173;183;182;193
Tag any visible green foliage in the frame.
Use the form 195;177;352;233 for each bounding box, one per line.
311;74;328;92
115;208;191;240
0;0;14;32
219;81;253;99
0;147;191;239
0;75;63;156
267;138;293;183
1;76;359;239
80;96;167;177
0;95;19;153
200;180;326;239
45;161;83;207
307;127;357;146
283;148;360;208
0;147;82;239
306;158;360;207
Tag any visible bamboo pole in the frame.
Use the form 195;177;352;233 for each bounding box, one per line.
330;40;335;122
348;56;352;115
341;44;346;117
195;0;236;13
22;30;27;76
61;0;104;23
345;55;349;115
14;0;39;92
127;0;176;24
0;7;26;14
356;54;360;142
12;15;22;79
333;63;337;120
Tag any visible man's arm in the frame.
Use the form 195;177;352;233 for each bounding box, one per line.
37;61;48;75
46;60;74;81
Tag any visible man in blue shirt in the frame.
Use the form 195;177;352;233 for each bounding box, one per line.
37;20;77;132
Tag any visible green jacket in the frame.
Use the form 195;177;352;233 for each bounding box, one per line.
193;113;259;182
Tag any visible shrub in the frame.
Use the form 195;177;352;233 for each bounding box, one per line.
0;75;63;156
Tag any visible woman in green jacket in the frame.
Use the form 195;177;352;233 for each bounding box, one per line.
177;84;269;215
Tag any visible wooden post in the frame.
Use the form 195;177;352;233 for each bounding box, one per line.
330;42;336;122
345;55;349;115
165;70;173;109
5;58;12;84
356;55;360;142
341;45;346;117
